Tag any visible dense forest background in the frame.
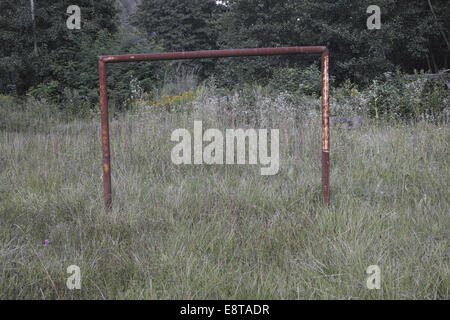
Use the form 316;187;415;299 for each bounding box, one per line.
0;0;449;111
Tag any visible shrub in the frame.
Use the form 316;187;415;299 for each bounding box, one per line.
0;96;62;132
268;64;337;97
27;81;61;104
365;71;449;120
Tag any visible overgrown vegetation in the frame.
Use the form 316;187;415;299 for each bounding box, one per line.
0;0;449;300
1;1;449;115
0;86;448;299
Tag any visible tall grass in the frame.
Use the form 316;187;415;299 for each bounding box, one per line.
0;89;448;299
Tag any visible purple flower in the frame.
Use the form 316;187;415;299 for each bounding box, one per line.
44;239;49;246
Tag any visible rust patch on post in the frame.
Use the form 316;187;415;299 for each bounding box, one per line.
98;60;112;210
321;49;330;205
322;151;330;204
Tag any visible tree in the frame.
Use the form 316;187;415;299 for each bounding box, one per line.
134;0;223;52
0;0;119;95
133;0;225;77
215;0;302;86
215;0;450;86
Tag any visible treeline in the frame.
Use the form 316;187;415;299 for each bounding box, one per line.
0;0;449;110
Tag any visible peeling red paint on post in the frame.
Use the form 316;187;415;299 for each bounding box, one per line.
98;46;330;210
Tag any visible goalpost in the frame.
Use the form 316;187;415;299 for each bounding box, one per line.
98;46;330;209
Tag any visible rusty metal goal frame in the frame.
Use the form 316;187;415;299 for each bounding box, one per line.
98;46;330;210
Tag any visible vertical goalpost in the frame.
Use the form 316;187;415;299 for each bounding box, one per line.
98;46;330;210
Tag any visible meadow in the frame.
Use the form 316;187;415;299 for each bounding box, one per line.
0;87;448;299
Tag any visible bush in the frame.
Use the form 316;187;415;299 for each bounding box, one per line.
28;81;61;104
61;88;94;118
28;84;95;119
0;96;63;132
419;78;449;119
365;71;449;120
269;64;331;96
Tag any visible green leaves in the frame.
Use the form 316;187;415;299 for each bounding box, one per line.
216;0;449;86
0;0;119;96
1;0;449;115
134;0;222;52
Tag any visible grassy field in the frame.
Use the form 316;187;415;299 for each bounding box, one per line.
0;92;448;299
